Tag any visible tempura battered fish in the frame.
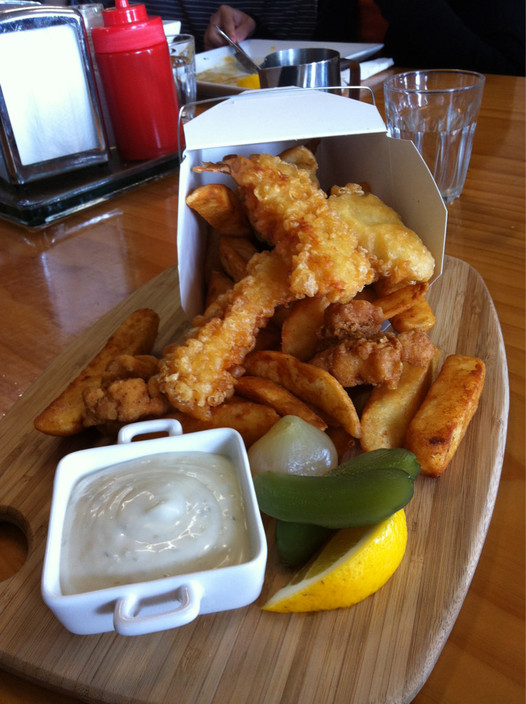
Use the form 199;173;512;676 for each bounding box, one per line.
194;153;375;303
328;183;435;285
158;250;295;419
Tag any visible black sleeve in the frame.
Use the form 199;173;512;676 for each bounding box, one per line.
374;0;525;76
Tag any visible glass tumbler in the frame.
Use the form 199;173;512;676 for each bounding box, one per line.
384;69;485;204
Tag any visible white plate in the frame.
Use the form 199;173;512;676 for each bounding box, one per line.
196;39;383;97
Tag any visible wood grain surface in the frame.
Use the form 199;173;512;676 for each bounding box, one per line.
0;255;508;704
0;72;523;704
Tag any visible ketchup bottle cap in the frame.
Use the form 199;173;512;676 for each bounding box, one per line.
92;0;166;53
102;0;147;26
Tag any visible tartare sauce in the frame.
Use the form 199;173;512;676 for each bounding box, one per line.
60;452;250;594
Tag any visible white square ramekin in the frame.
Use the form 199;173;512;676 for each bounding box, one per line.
41;419;267;636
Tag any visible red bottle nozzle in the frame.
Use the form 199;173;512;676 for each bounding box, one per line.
102;0;148;26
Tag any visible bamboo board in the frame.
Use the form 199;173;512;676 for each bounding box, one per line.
0;256;509;704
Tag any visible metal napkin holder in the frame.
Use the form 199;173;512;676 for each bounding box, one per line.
0;4;109;185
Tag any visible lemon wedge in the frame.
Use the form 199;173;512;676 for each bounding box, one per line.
236;74;260;89
263;509;407;613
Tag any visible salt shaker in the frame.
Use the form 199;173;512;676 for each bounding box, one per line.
91;0;180;161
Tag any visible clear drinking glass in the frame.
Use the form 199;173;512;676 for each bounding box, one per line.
383;70;485;204
165;33;197;122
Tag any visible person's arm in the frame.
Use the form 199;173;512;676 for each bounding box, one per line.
375;0;525;75
204;4;256;49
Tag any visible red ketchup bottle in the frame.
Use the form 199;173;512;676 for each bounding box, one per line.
91;0;180;161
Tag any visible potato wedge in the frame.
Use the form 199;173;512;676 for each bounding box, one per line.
374;282;429;320
205;269;234;309
243;350;361;438
391;297;436;332
279;144;319;185
281;296;329;361
169;397;280;447
236;375;327;430
186;183;251;236
219;236;258;282
404;354;486;477
34;309;160;436
360;347;441;451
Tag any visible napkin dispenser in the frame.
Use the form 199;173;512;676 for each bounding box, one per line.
0;5;109;185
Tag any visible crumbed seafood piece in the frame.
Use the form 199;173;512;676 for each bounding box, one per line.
194;153;375;303
318;299;384;346
83;377;170;428
311;329;437;390
327;183;435;285
311;333;404;389
158;250;296;419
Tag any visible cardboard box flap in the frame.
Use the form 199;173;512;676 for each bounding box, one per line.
184;89;386;151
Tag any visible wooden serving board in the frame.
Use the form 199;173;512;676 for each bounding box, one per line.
0;255;509;704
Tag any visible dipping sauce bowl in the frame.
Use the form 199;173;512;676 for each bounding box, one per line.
41;419;267;635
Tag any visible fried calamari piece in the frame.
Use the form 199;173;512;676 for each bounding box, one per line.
34;309;160;436
194;153;375;303
186;183;252;236
83;377;170;428
328;183;435;285
158;250;296;419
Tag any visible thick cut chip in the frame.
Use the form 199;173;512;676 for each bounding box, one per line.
391;297;436;332
360;348;441;451
243;350;361;438
186;183;252;235
404;354;485;476
235;375;327;430
34;309;160;436
374;282;429;320
281;296;329;361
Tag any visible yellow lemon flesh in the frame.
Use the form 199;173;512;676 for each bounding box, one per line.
236;74;260;89
263;509;407;613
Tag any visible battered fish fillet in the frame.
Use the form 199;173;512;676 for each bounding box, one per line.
194;153;375;303
328;183;435;285
158;250;295;419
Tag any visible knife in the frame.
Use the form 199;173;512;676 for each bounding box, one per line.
214;25;260;74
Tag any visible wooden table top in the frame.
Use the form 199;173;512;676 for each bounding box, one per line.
0;72;523;704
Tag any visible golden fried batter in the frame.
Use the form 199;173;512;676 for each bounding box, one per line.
328;183;435;285
83;377;169;427
158;250;295;419
195;153;375;303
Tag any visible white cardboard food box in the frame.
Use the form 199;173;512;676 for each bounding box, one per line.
177;88;447;319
